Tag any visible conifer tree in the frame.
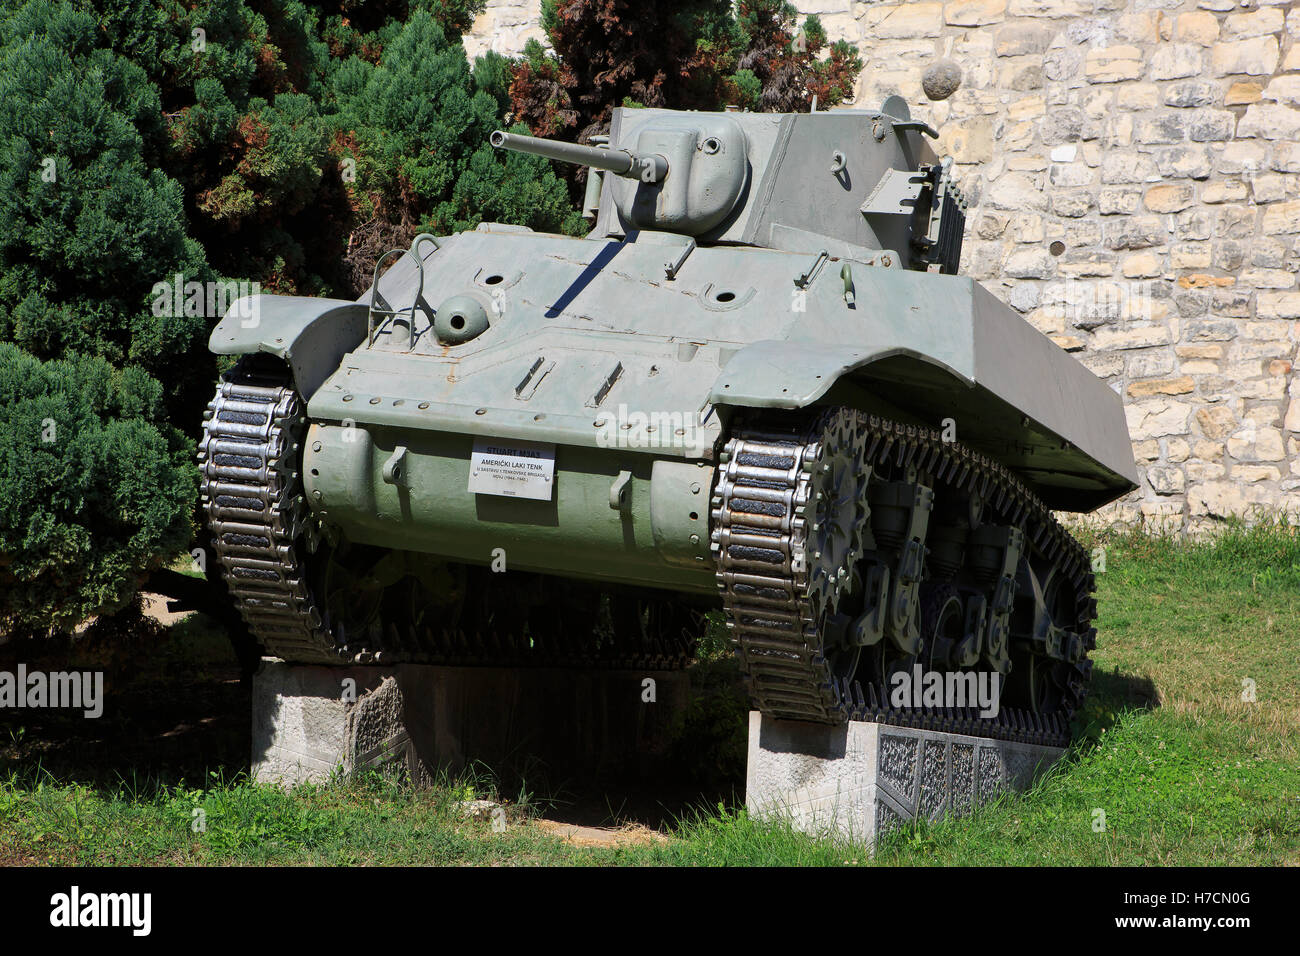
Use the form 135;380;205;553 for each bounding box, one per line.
0;345;196;637
0;0;574;636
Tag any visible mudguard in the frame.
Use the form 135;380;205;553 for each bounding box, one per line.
707;277;1139;511
209;295;368;400
709;340;972;408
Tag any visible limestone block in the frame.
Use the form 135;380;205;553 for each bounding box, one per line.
1085;45;1144;84
1149;44;1204;80
1238;104;1300;141
1222;9;1285;40
1125;399;1191;439
1172;11;1219;45
875;3;944;38
1211;37;1279;77
253;660;689;788
746;714;1064;848
944;0;1008;27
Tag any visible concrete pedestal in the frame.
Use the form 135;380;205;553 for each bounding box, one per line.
745;712;1064;848
251;659;689;788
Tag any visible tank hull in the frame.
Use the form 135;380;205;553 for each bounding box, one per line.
213;228;1136;515
303;423;717;594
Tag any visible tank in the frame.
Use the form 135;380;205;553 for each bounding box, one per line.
198;99;1138;746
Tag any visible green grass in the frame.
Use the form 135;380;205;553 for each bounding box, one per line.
0;766;869;866
2;520;1298;866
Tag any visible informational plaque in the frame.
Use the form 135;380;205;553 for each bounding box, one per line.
468;437;556;500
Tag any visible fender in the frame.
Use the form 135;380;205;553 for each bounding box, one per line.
209;295;368;401
708;339;974;409
708;322;1138;510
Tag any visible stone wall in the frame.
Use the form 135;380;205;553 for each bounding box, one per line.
463;0;549;60
466;1;1300;531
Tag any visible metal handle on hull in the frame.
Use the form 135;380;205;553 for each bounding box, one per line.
366;233;440;350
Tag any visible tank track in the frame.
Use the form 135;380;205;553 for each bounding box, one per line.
712;408;1095;748
198;362;339;665
199;359;696;670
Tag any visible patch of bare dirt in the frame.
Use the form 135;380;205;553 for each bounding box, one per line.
533;819;669;848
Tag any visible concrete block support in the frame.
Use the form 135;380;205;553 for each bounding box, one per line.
252;659;689;788
745;712;1064;847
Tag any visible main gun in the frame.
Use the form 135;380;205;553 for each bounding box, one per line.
490;130;668;183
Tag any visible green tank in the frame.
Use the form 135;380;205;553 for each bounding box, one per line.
199;99;1137;746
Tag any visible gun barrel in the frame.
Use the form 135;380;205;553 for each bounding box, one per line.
490;130;666;182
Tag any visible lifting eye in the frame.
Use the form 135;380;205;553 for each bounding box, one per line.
701;137;721;155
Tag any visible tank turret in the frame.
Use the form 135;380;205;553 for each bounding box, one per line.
496;113;751;237
495;101;968;273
